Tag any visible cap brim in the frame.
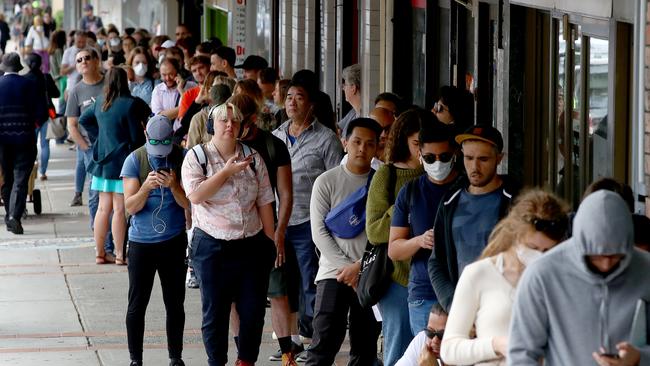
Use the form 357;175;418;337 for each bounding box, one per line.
233;64;244;69
455;134;497;147
145;142;173;157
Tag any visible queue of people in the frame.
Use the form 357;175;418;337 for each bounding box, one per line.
0;10;649;366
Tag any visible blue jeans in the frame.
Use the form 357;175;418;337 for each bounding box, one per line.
378;281;413;366
408;298;436;336
81;148;114;253
285;221;319;338
36;121;50;175
191;228;275;366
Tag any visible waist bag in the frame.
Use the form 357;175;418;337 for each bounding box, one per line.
324;169;375;239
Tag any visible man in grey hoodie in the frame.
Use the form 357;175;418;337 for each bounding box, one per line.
508;190;650;365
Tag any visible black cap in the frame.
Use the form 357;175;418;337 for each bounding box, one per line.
234;55;268;70
455;124;504;153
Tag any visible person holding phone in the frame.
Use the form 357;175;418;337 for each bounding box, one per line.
120;115;189;366
508;190;650;366
182;102;276;366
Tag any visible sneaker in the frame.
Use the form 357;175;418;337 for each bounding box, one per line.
282;352;298;366
186;269;199;288
70;193;83;206
169;358;185;366
129;361;142;366
295;345;309;363
269;349;282;361
6;217;23;235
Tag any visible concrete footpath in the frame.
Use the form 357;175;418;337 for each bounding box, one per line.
0;142;351;365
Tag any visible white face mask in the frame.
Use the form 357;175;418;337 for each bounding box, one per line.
109;38;120;48
422;157;454;182
134;63;147;77
516;244;543;267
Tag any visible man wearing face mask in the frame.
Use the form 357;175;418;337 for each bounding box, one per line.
389;123;460;334
428;125;519;312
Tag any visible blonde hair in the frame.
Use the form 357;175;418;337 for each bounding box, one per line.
211;102;243;123
480;189;569;259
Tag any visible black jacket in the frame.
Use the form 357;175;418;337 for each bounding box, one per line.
427;174;520;311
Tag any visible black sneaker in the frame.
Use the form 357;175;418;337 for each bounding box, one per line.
169;358;185;366
70;193;83;207
295;344;309;363
269;349;282;361
6;217;23;235
129;361;142;366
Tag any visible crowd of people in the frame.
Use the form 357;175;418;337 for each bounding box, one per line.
1;2;650;366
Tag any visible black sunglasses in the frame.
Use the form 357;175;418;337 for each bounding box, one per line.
76;55;94;63
422;152;454;164
531;218;567;239
148;138;172;146
424;328;444;340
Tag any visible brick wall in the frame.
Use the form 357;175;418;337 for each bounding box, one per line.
646;1;650;217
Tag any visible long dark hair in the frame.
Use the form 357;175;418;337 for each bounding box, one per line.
48;30;66;54
102;68;131;111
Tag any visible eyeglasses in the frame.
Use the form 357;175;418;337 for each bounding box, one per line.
422;152;454;164
530;217;567;240
432;102;448;114
424;328;445;340
148;138;172;145
76;55;93;63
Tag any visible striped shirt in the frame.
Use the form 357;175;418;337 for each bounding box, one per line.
272;119;343;226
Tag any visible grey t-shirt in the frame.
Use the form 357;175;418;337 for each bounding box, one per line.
451;189;502;275
65;76;104;144
337;108;358;138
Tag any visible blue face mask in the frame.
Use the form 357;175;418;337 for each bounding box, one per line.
97;39;105;48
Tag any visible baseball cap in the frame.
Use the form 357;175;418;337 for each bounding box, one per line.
83;3;93;11
455;124;504;153
234;55;268;70
145;115;174;157
160;40;176;49
213;46;236;67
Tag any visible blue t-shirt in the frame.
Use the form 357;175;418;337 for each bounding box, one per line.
452;189;502;275
120;151;187;243
392;175;451;302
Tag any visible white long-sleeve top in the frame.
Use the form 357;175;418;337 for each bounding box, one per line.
25;26;49;51
440;255;514;366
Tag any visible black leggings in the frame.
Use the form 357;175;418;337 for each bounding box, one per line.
125;232;188;361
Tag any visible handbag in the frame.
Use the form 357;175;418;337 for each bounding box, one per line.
357;241;394;308
46;117;66;140
356;164;397;308
324;170;375;239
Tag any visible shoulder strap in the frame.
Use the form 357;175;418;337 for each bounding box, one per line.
134;146;150;185
264;131;276;163
387;164;397;204
191;144;208;176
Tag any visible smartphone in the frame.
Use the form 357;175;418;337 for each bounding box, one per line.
600;353;619;359
156;167;171;174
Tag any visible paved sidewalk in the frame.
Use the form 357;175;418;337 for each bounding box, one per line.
0;143;353;365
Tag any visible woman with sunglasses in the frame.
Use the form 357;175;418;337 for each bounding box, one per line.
431;86;474;135
181;102;276;366
79;67;151;264
440;189;569;366
366;108;430;366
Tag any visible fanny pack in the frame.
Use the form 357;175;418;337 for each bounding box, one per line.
324;169;375;239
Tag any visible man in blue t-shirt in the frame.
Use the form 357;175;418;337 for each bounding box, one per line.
390;122;460;334
427;125;520;312
120;115;189;366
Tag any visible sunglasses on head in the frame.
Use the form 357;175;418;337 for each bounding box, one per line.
76;55;93;63
530;217;567;239
424;328;445;340
148;138;172;146
432;102;448;113
422;152;454;164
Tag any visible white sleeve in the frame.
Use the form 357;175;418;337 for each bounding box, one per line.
440;262;499;365
396;332;427;366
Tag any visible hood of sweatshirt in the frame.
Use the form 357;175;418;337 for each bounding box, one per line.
570;190;634;282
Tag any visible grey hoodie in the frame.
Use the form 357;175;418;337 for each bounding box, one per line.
507;190;650;365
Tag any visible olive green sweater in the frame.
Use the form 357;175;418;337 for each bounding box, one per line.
366;164;424;286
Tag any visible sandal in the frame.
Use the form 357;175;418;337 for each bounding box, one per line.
96;256;107;264
115;258;127;266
